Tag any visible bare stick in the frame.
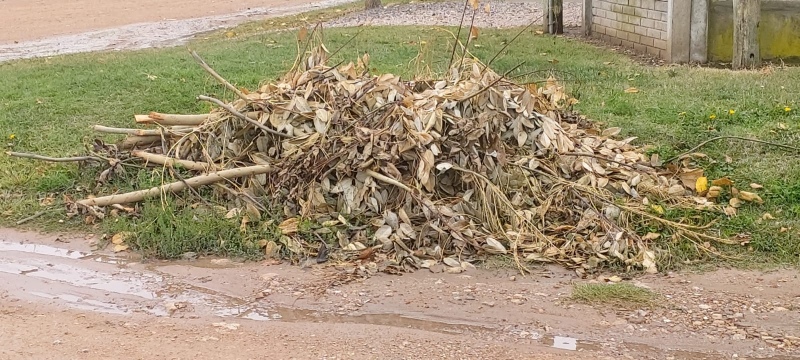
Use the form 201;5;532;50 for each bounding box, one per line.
448;0;471;69
16;210;50;225
119;135;162;150
365;169;412;193
77;165;272;207
458;8;479;70
197;95;291;138
131;150;219;171
483;13;544;72
190;50;249;101
93;125;160;136
6;151;104;163
665;135;800;163
134;113;208;126
461;61;525;103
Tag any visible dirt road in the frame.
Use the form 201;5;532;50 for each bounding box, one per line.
0;0;338;44
0;0;354;62
1;228;799;359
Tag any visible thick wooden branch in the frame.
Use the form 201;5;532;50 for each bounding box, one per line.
134;113;208;126
131;150;219;171
77;165;272;207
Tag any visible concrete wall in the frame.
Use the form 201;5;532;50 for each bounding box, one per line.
708;0;800;62
589;0;670;58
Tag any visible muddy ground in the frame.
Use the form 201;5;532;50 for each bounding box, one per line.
1;228;799;359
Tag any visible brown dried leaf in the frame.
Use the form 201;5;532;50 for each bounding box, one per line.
738;191;763;204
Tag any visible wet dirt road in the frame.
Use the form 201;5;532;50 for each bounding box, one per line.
0;0;354;62
1;229;799;359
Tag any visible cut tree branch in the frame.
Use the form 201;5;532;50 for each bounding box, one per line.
131;150;219;171
77;165;272;207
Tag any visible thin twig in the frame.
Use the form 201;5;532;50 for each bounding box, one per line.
365;169;412;193
461;61;525;103
6;151;105;163
666;135;800;163
190;51;249;102
170;169;214;207
562;152;656;172
483;14;544;72
458;8;479;70
16;210;49;225
327;28;364;60
448;0;471;69
197;95;291;138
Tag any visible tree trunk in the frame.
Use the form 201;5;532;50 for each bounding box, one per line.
546;0;564;34
732;0;760;70
365;0;382;10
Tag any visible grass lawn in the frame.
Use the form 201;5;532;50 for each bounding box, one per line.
1;16;799;267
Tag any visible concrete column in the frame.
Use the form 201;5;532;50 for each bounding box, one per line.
584;0;593;36
690;0;709;63
666;0;692;63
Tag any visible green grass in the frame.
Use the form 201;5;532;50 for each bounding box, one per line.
1;14;799;265
572;283;659;307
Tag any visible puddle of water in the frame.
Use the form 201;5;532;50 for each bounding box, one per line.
261;307;492;335
0;257;158;299
0;241;89;259
542;335;602;352
30;291;129;315
0;262;39;275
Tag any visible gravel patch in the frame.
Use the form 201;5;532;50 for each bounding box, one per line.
325;0;583;29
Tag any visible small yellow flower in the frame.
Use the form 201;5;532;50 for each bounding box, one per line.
709;114;717;120
7;134;14;140
728;109;735;115
785;106;792;112
678;112;687;116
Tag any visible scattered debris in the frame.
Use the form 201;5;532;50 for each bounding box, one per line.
9;31;764;274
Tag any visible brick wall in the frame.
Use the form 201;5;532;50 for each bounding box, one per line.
590;0;669;58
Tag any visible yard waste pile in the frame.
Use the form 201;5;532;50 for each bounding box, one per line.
18;42;750;275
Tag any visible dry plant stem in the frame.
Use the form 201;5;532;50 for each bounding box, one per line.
6;151;105;163
364;170;412;193
483;13;544;73
462;62;525;103
77;165;273;207
170;169;213;208
197;95;291;138
458;8;478;70
134;113;207;126
666;135;800;163
448;0;471;69
16;210;51;225
190;50;249;102
131;150;218;171
214;183;266;211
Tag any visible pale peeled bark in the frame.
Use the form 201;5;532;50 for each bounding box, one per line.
77;165;272;207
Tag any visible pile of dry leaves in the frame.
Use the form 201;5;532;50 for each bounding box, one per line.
15;40;760;274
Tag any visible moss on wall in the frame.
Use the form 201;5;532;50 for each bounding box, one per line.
709;0;800;62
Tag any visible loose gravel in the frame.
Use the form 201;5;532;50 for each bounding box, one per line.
325;0;584;29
